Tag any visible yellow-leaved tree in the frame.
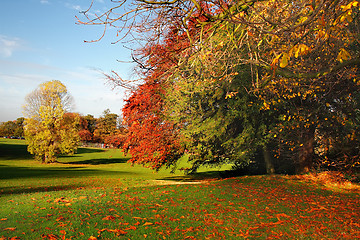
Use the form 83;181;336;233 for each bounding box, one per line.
23;80;80;163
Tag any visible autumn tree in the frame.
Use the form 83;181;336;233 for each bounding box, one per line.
244;0;360;173
78;114;95;142
23;80;80;163
122;80;183;170
93;109;119;143
80;0;360;173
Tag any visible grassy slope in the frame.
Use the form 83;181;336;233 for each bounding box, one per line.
0;139;359;239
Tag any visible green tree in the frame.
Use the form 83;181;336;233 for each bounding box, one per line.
84;114;97;134
23;80;79;163
93;109;119;144
0;118;25;138
14;117;25;137
0;121;16;137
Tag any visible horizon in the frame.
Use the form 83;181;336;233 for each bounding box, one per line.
0;0;136;122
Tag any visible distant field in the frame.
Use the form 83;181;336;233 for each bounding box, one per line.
1;138;359;239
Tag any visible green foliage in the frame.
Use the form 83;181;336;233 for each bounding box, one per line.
164;28;278;172
0;118;24;137
93;109;119;143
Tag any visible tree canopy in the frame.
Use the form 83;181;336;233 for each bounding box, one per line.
23;80;80;163
79;0;360;173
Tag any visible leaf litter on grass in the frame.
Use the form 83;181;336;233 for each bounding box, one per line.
2;139;359;239
1;170;360;239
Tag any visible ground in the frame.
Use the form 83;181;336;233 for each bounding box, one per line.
1;138;359;239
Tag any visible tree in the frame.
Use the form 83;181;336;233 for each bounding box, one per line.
122;81;183;170
78;114;95;142
0;121;16;137
93;109;119;143
80;0;360;173
23;80;80;163
0;118;25;138
14;117;25;137
119;22;189;170
83;114;97;135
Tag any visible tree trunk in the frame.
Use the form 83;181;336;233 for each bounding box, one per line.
296;127;315;174
263;146;275;174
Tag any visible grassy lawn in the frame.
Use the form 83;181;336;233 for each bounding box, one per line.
1;139;359;239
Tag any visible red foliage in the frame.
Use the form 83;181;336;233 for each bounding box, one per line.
120;5;228;169
79;129;93;142
122;81;182;170
104;128;127;148
121;21;196;169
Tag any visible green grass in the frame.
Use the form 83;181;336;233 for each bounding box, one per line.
1;138;359;239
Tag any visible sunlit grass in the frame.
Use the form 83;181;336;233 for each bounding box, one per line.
1;139;359;239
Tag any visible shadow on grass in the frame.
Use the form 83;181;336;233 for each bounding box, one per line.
0;142;32;160
76;148;106;154
60;148;107;159
64;158;129;165
158;169;257;183
0;164;137;180
158;171;224;182
0;184;83;195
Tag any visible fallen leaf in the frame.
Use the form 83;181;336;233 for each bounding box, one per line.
126;226;137;230
4;227;16;231
41;234;59;240
56;216;65;221
102;215;116;221
108;229;127;235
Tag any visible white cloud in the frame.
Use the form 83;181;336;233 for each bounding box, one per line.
0;35;23;58
65;3;84;12
40;0;49;4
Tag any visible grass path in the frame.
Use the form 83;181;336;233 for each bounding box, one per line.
1;139;359;239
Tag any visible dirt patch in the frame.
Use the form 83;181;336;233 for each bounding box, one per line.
150;180;205;186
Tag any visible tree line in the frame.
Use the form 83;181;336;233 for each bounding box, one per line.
1;80;126;163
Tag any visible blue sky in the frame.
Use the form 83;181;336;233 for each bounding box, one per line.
0;0;135;122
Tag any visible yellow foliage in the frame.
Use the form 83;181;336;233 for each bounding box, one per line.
297;16;308;24
337;48;351;63
291;44;311;58
341;1;359;11
262;101;270;110
225;91;238;99
23;80;79;163
316;30;329;40
279;53;289;68
271;54;281;67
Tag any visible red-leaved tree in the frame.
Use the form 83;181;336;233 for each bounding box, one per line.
122;81;183;170
120;25;194;170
